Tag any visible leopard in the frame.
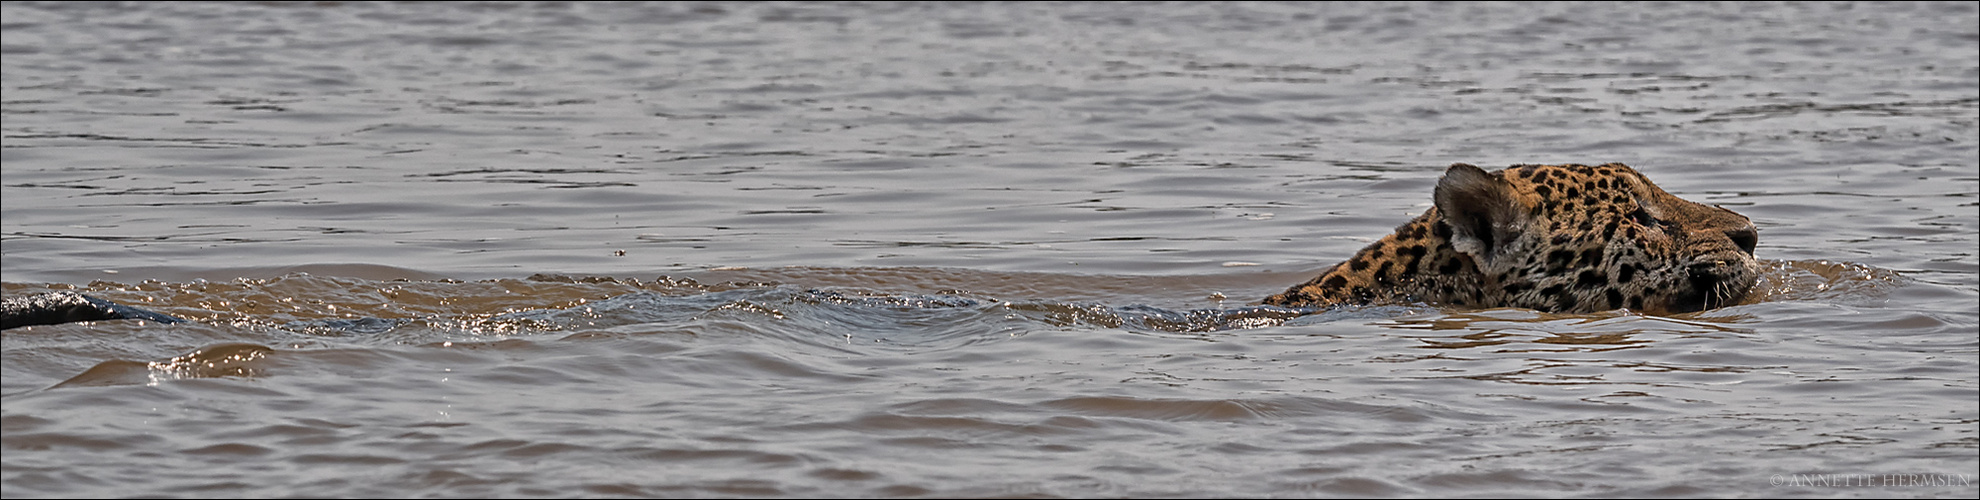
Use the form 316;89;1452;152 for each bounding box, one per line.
1263;162;1760;315
0;162;1757;329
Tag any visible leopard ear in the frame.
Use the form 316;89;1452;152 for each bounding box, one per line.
1433;163;1527;264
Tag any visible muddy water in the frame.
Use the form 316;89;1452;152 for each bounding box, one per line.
3;2;1976;498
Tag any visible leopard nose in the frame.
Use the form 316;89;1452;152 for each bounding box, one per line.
1725;225;1758;255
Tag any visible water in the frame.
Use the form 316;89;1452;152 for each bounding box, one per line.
3;1;1976;497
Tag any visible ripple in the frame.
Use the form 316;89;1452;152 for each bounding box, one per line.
3;1;1974;498
51;343;275;389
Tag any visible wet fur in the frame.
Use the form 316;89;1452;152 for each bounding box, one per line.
1264;163;1759;315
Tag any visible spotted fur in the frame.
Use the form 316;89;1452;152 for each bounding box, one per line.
1264;163;1759;314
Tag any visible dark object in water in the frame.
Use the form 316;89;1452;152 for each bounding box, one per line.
1;292;185;330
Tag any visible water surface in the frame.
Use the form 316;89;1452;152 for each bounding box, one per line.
3;2;1976;498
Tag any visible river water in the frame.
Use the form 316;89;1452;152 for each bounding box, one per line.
3;1;1976;497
